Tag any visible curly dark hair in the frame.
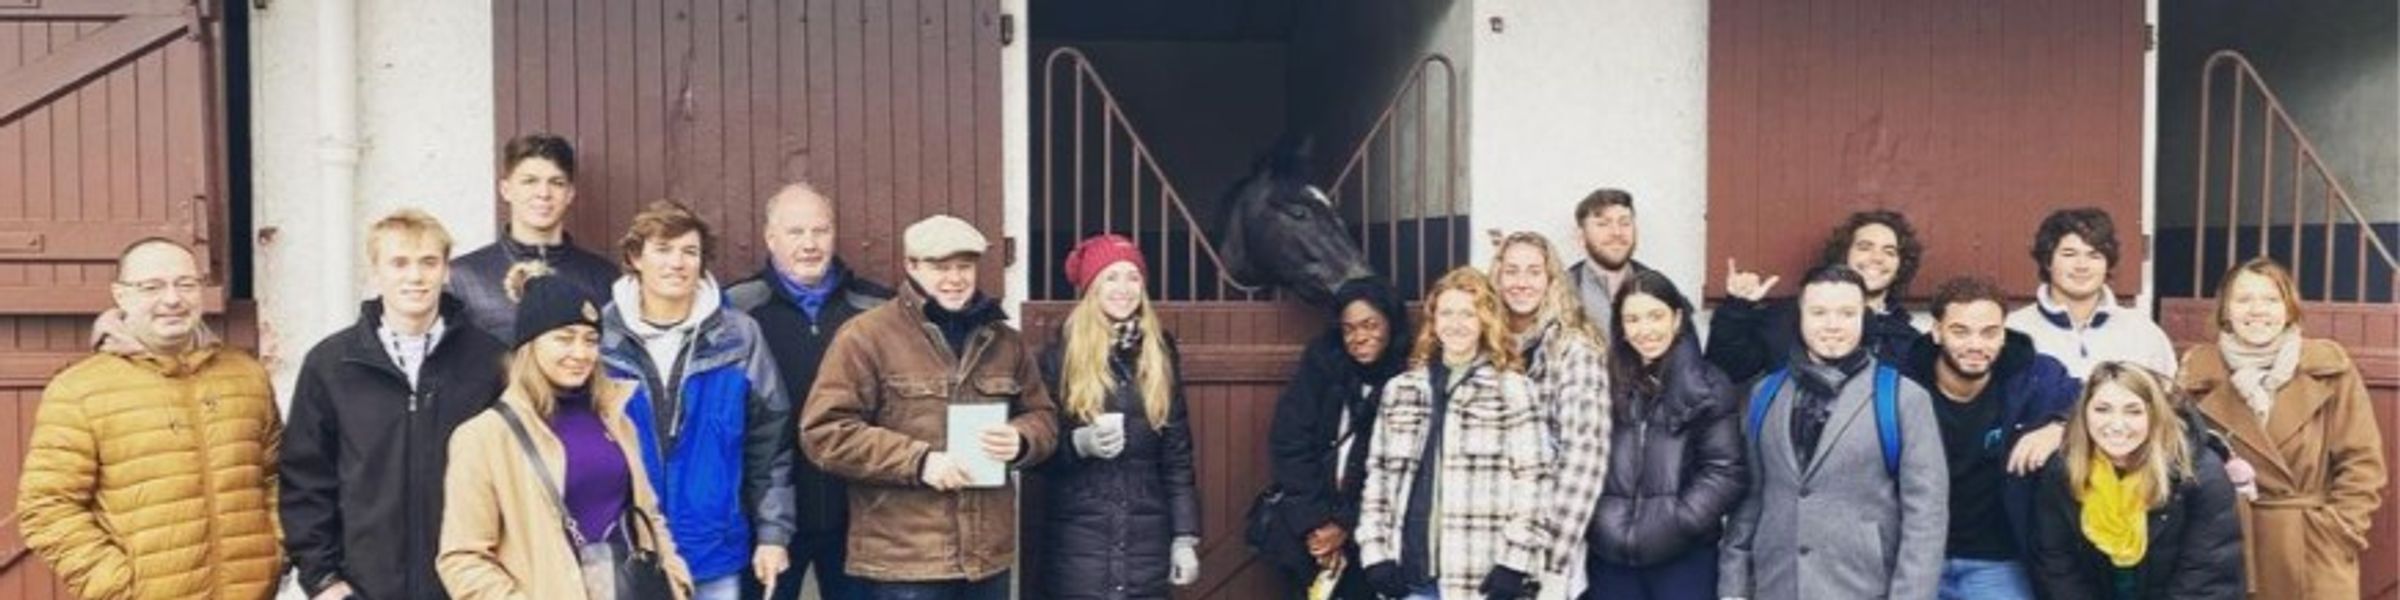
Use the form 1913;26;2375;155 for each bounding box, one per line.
1818;209;1924;298
2030;208;2119;285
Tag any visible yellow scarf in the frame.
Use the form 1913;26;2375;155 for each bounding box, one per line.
2081;455;2149;567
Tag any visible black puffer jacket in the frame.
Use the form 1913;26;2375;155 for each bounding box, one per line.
2028;421;2245;600
1264;280;1413;575
1589;333;1748;567
1035;330;1200;599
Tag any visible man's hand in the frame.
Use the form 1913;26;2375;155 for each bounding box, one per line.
1306;523;1347;558
980;424;1023;463
1725;258;1781;303
920;451;972;491
2008;423;2066;476
752;544;790;593
311;582;354;600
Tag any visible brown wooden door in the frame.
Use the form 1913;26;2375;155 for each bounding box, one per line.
1707;0;2148;300
495;0;1006;291
0;1;232;597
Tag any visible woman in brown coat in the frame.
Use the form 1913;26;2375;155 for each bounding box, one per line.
438;266;693;599
2180;257;2385;599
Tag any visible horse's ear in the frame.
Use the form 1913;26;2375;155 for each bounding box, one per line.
1486;228;1507;250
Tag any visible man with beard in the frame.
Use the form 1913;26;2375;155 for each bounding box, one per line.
1902;277;2079;600
1710;210;1928;383
1568;188;1655;341
2005;208;2178;379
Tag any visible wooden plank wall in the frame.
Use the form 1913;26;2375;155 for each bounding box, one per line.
494;0;1005;290
1708;0;2147;300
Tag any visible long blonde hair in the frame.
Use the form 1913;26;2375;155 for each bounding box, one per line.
1408;267;1524;374
1491;230;1604;349
1060;284;1174;429
2064;361;2194;508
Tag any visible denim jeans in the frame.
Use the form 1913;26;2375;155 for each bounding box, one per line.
695;575;742;600
865;572;1010;600
1938;557;2034;600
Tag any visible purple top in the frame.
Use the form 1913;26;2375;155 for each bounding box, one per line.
553;391;631;543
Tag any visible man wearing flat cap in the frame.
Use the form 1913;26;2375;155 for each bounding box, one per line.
800;214;1059;599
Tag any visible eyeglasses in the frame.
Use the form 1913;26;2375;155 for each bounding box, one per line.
114;277;205;298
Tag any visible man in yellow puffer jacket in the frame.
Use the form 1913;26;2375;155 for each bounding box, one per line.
15;239;284;600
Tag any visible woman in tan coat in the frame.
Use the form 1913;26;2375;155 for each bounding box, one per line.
439;266;692;600
2180;257;2385;599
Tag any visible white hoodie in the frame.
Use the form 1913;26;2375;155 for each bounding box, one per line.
611;274;724;384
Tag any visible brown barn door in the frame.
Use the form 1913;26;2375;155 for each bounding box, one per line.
1707;0;2148;300
0;1;233;598
495;0;1006;292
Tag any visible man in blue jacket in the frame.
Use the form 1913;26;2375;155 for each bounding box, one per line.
601;201;797;600
1902;276;2080;600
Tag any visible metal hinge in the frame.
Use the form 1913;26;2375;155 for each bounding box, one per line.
1000;13;1016;47
2144;23;2157;52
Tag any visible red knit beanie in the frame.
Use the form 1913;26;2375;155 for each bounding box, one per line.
1064;234;1147;293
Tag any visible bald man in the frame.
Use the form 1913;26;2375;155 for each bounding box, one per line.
17;239;286;599
726;183;891;600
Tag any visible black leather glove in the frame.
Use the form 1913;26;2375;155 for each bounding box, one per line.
1362;561;1413;598
1479;566;1533;599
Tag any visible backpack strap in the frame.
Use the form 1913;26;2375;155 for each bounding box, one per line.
1746;368;1791;444
1873;365;1903;477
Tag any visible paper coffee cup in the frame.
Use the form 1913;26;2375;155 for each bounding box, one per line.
1097;412;1126;430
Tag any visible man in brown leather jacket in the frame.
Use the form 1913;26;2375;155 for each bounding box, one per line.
800;214;1060;599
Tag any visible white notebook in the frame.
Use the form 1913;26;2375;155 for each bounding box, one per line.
947;403;1010;488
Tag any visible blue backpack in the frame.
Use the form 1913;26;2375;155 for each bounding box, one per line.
1746;365;1904;476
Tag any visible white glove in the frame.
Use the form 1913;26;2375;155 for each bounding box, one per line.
919;451;970;491
1170;536;1201;586
1072;420;1127;459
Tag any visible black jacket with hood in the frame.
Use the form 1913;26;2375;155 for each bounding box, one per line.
1264;279;1413;577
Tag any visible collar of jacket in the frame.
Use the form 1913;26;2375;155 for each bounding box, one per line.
897;277;1006;328
342;293;475;377
1629;332;1721;426
2031;284;2117;330
498;231;583;263
597;289;754;379
90;308;226;376
773;257;848;311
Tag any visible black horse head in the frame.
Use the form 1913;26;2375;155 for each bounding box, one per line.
1214;136;1376;307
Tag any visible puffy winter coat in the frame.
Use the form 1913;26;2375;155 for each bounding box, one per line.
1033;331;1200;599
2027;424;2245;599
16;340;284;600
1589;337;1748;568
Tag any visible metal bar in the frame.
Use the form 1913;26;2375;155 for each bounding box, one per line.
2259;109;2273;261
2324;182;2336;300
2288;132;2302;270
1386;126;1400;288
1073;66;1085;264
2360;220;2370;301
1420;77;1437;271
1102;104;1115;234
2195;56;2215;296
2229;73;2244;268
1040;53;1056;300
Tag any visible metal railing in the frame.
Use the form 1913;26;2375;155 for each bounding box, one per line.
1326;55;1464;298
1035;47;1263;302
2194;50;2398;302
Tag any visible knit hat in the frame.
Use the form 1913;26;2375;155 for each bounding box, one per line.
1064;234;1147;293
512;270;604;349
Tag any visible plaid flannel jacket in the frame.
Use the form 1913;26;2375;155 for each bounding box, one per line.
1358;361;1555;599
1499;323;1615;594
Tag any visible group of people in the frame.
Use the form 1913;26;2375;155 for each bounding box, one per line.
7;132;2384;600
1260;190;2384;600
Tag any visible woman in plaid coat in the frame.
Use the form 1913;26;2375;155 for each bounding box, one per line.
1487;232;1614;600
1358;267;1557;599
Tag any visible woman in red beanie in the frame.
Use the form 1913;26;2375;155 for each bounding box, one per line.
1033;234;1203;599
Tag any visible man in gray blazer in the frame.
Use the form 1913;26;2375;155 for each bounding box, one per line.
1719;265;1948;600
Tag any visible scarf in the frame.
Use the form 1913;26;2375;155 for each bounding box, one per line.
2218;328;2301;425
1110;313;1144;352
775;260;845;324
2081;455;2150;567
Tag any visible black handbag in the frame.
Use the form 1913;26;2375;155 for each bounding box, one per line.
1245;484;1318;574
495;403;676;600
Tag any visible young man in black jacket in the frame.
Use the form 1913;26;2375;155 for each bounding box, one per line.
281;210;509;600
726;184;891;600
449;133;619;342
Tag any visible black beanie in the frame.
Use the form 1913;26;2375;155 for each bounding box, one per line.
514;275;604;348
